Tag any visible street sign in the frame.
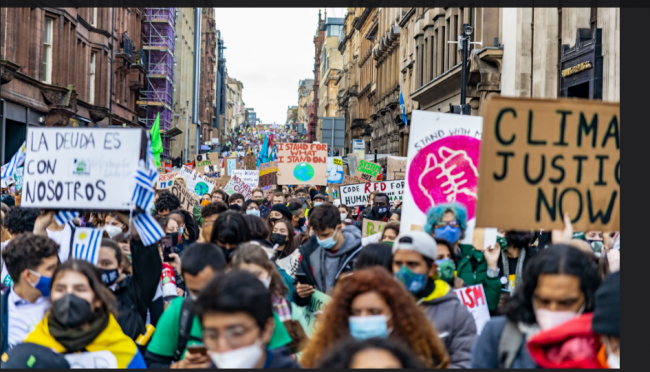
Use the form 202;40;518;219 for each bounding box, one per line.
321;117;345;149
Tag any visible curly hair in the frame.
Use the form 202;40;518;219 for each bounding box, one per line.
169;209;200;242
3;207;40;234
424;202;468;239
316;337;426;369
2;233;59;285
299;267;449;368
154;191;180;214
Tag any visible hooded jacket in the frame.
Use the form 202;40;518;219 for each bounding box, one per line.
292;226;362;307
527;313;602;369
420;279;476;369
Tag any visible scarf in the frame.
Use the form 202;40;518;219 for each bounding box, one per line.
47;311;109;353
502;247;526;294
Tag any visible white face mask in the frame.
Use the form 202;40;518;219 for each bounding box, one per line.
605;338;620;369
533;300;585;330
259;273;271;289
340;212;347;220
208;339;264;369
104;224;122;239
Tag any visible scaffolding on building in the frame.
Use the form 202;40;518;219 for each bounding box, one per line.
138;8;176;163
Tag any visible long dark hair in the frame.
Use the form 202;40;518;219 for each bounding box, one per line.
272;219;296;256
50;259;118;316
316;337;426;369
503;244;601;324
169;209;199;242
210;211;251;246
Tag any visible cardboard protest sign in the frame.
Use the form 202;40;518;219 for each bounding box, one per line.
231;169;259;188
291;289;331;338
224;174;254;199
355;159;381;182
476;97;620;231
277;143;328;185
258;160;278;192
387;156;407;180
243;155;257;170
327;157;344;184
215;176;231;189
178;166;216;197
362;219;387;238
195;153;220;175
157;171;179;190
347;153;360;177
21;127;146;210
170;180;199;212
341;175;364;185
340;180;405;207
13;167;24;191
225;157;237;176
454;284;491;335
401;111;483;243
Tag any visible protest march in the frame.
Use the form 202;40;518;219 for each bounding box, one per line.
0;94;621;370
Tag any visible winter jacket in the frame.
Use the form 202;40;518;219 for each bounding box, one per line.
420;279;476;369
292;226;362;307
0;290;7;355
454;244;502;311
527;313;602;369
470;316;538;369
208;346;300;369
364;208;392;222
113;237;163;341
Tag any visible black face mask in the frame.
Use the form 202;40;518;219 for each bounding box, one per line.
298;217;306;227
101;268;119;286
51;294;93;328
269;217;280;226
372;205;388;218
219;245;235;263
504;231;536;249
270;233;287;246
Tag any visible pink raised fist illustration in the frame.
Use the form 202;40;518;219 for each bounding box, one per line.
408;136;481;220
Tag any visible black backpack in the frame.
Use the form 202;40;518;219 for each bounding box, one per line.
173;296;197;361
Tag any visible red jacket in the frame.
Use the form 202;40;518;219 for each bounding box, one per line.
527;313;602;369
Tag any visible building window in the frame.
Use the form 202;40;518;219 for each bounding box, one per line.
92;8;98;27
42;17;53;83
89;52;96;104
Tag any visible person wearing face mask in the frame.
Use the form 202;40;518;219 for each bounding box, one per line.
300;267;449;368
434;238;465;289
294;187;311;210
497;231;539;296
364;193;393;223
293;204;363;307
232;244;293;321
425;202;502;312
194;270;300;369
392;232;476;368
242;199;262;217
251;188;271;218
102;214;126;239
96;234;162;341
268;219;300;279
267;203;292;228
209;211;252;264
1;234;58;354
356;191;377;223
21;259;146;368
286;200;307;236
167;210;200;252
592;271;620;369
311;193;326;207
471;244;601;368
1;207;42;287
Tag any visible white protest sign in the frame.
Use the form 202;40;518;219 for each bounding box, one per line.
178;166;216;197
21;127;145;210
454;284;491;335
231;169;259;188
223;174;254;199
156;171;179;190
401;110;482;246
339;180;405;207
65;350;118;368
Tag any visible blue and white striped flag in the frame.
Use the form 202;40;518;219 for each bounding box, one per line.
1;141;26;184
71;227;103;265
55;211;80;226
133;213;164;246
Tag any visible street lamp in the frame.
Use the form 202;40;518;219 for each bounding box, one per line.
448;24;482;115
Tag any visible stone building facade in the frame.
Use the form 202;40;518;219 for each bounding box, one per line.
316;17;344;143
0;7;146;163
199;7;216;149
225;77;244;136
297;79;313;125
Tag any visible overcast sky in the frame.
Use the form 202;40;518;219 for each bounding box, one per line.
214;8;346;124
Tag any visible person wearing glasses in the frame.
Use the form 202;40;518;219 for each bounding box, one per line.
424;202;502;312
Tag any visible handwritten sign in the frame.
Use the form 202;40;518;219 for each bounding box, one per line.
258;160;278;192
243;155;257;170
291;289;331;338
277;143;328;185
21;127;146;210
231;169;259;188
224;174;254;199
178;167;216;197
339;180;405;207
194;153;220;175
157;171;179;190
355;159;380;182
362;219;387;238
454;284;491;335
386;156;407;180
170;180;199;212
225;157;237;176
476;97;620;231
13;167;24;191
327;156;344;184
341;175;364;186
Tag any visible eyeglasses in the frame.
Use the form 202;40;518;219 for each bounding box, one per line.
434;220;459;228
202;323;257;348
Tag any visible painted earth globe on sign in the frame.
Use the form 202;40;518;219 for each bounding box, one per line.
194;182;209;196
293;162;315;182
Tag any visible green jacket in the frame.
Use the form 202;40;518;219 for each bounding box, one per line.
455;244;501;311
193;204;203;226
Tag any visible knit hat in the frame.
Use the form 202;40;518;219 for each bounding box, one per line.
392;231;438;261
591;271;620;337
1;343;70;368
309;188;319;200
312;193;326;202
270;204;292;221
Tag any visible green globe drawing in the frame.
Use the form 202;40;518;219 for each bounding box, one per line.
195;182;209;196
293;162;315;182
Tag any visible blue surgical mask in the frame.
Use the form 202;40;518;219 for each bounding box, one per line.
317;227;339;250
434;225;461;244
394;266;427;294
349;315;391;340
29;270;52;297
246;209;261;217
314;202;323;206
179;226;184;236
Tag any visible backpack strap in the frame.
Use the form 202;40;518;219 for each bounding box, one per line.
498;320;524;369
174;297;194;361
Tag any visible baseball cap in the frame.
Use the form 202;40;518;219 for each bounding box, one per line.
312;193;326;202
392;231;438;261
1;343;70;368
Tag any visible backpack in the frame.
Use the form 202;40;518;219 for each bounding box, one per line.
497;320;524;369
173;296;195;361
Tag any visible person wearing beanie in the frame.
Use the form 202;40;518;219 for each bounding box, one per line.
592;271;620;368
268;204;292;227
391;231;476;368
311;193;326;206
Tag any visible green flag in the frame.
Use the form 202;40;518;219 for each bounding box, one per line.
150;112;163;167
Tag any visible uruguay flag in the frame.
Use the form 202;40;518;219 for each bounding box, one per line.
72;228;103;265
1;141;26;186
